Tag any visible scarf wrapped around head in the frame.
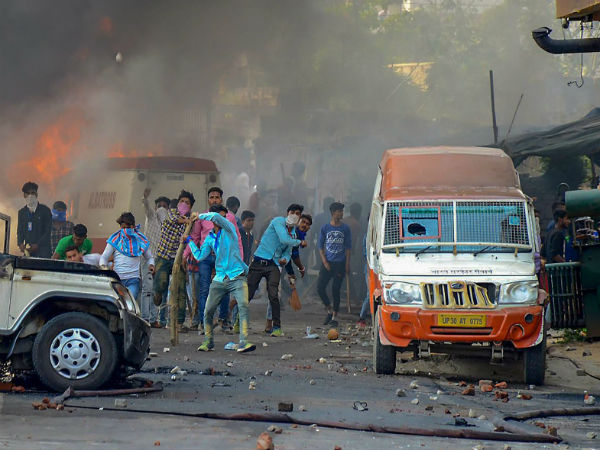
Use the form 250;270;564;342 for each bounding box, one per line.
107;225;149;257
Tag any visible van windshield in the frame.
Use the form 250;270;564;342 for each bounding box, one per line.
382;201;531;253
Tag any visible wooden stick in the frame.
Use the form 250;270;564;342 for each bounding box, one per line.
169;219;196;346
504;406;600;421
346;275;351;313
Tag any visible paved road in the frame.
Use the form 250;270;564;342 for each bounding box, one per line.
1;297;599;449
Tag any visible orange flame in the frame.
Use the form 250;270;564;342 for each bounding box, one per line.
108;142;161;158
9;113;85;195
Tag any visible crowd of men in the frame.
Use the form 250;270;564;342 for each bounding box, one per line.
15;180;366;353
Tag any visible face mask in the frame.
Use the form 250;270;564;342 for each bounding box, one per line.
286;213;300;226
26;194;38;210
52;209;67;222
177;202;191;216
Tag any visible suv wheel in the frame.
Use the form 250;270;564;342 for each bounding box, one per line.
32;312;118;392
373;311;396;375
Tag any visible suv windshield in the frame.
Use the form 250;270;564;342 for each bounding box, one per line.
382;201;531;253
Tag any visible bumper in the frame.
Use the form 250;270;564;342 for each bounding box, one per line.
378;304;543;349
122;311;151;369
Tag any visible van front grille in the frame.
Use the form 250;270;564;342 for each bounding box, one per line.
421;282;496;309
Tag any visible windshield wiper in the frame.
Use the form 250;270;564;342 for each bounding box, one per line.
473;245;494;256
415;246;433;257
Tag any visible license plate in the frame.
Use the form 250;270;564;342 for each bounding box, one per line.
437;314;487;328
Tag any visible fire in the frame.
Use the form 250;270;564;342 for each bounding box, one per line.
108;142;161;158
9;113;85;195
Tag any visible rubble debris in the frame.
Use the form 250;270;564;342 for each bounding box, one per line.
429;395;438;401
445;408;452;414
256;432;274;450
478;415;487;420
170;366;181;374
495;390;508;400
299;405;307;412
154;441;160;446
290;424;298;428
436;389;444;395
318;357;327;363
226;362;234;368
32;402;47;411
503;445;511;450
334;446;342;450
281;354;293;360
149;352;158;357
278;402;293;412
472;445;484;450
163;347;170;353
12;385;26;393
494;381;507;389
264;370;272;376
547;426;558;437
468;409;477;418
267;425;283;434
309;379;316;385
425;405;433;411
458;381;468;387
183;355;190;361
461;387;475;396
410;398;419;405
480;384;493;393
584;391;596;405
114;399;127;408
262;342;268;347
249;381;257;390
478;380;493;386
516;392;532;400
454;418;468;426
409;380;419;389
565;346;576;351
587;431;597;439
534;422;546;429
327;329;339;340
582;351;591;357
353;401;368;411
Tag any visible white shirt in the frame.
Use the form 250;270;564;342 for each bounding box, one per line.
83;253;101;266
99;245;154;280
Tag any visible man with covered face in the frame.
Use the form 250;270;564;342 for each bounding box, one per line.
17;181;52;258
247;204;307;337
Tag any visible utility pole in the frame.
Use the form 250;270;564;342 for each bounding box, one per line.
489;70;499;145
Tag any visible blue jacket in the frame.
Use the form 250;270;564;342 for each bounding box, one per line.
254;217;301;266
188;213;248;282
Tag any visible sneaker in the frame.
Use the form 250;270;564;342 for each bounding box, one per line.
270;327;284;337
323;313;333;325
197;340;214;352
237;342;256;353
264;319;273;334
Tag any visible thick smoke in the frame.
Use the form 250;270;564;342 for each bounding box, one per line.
0;0;598;220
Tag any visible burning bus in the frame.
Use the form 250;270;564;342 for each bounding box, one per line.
71;156;220;250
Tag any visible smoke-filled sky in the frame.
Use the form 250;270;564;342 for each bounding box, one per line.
0;0;598;212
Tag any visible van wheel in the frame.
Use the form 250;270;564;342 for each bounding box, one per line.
523;330;547;385
373;311;396;375
32;312;118;392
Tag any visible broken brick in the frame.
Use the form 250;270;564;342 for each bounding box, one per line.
444;408;452;414
480;384;493;393
478;379;493;387
534;422;546;429
494;381;507;389
495;390;508;400
256;432;274;450
458;381;467;387
547;426;558;437
32;402;47;411
154;441;160;446
11;386;25;393
41;397;50;404
461;387;475;396
518;393;532;400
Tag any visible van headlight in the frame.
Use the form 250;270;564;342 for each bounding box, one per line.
384;282;421;305
500;281;538;304
112;282;139;313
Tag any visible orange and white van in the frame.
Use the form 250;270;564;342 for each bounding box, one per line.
367;147;547;384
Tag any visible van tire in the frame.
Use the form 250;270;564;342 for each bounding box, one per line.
523;329;546;385
373;311;396;375
32;312;118;392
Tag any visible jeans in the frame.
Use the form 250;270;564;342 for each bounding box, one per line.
153;257;187;324
187;271;206;327
140;257;158;322
317;261;346;313
248;260;282;328
198;254;230;323
204;276;250;345
122;277;141;303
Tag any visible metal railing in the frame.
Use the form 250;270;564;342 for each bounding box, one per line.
545;262;585;329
